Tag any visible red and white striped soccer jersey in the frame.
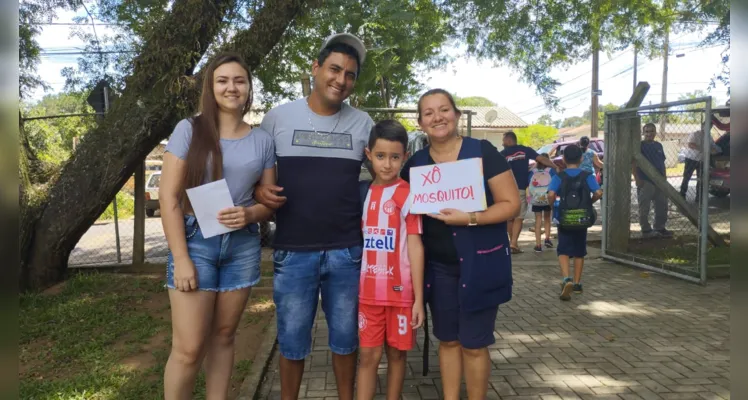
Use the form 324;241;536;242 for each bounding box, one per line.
360;178;423;307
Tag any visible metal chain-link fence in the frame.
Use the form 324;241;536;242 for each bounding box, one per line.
65;107;476;267
602;98;730;283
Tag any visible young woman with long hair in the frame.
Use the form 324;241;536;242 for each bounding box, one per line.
159;53;276;399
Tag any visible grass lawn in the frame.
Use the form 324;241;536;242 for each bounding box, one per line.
588;235;730;266
20;272;275;399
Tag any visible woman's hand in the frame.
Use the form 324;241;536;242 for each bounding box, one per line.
429;208;470;226
217;206;253;229
173;256;198;292
411;302;425;330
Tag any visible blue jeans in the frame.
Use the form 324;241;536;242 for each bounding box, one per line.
273;246;363;360
166;215;261;291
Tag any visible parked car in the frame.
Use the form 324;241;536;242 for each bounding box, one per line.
145;171;160;217
529;137;605;183
709;131;730;198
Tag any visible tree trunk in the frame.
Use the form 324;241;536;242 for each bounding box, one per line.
19;0;309;291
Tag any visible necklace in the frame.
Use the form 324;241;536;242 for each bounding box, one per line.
429;136;462;164
306;97;342;135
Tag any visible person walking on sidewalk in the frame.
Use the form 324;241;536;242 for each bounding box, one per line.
632;123;673;238
679;121;720;202
547;144;602;301
356;120;425;400
254;33;374;400
578;136;604;184
500;131;558;254
527;154;555;252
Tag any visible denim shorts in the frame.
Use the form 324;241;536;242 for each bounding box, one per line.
166;215;261;292
273;246;362;360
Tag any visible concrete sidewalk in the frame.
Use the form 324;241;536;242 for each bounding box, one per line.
257;245;730;400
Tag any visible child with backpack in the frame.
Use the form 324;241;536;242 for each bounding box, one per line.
546;144;603;300
528;153;555;252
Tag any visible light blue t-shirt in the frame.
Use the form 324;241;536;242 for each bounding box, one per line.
165;118;276;207
580;148;595;173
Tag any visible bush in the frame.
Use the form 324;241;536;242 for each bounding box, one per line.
98;191;135;221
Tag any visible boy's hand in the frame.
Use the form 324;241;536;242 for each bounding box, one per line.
411;302;425;329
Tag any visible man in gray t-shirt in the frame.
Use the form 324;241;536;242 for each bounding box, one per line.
255;33;374;400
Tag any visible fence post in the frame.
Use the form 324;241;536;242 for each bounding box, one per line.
606;114;637;253
466;112;472;138
104;86;122;263
605;83;649;254
699;99;712;285
133;161;146;264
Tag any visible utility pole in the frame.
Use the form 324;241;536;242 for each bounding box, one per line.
591;47;600;138
633;46;638;93
659;25;670;138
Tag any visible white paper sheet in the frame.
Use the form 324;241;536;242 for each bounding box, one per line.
185;179;239;239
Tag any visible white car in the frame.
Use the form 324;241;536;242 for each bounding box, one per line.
145;172;160;217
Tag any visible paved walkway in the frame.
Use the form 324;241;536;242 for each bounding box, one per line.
257;249;730;400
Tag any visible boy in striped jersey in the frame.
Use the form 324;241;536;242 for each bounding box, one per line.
357;120;425;400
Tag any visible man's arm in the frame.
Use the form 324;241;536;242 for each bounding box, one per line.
536;154;558;171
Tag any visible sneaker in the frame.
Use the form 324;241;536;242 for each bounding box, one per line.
641;230;659;238
656;229;674;238
573;283;583;293
534;245;542;253
544;239;554;248
560;278;573;301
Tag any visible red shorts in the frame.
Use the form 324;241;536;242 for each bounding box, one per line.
358;303;415;351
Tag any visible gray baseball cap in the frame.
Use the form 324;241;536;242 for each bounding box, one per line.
319;33;367;66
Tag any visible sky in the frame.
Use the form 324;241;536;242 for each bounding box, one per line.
31;10;730;124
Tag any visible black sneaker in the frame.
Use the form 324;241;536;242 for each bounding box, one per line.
560;278;573;301
534;245;542;253
656;229;674;238
544;239;554;248
573;283;583;293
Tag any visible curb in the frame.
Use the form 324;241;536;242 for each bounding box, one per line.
236;314;278;400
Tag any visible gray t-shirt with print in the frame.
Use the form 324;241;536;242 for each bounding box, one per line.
165;118;276;207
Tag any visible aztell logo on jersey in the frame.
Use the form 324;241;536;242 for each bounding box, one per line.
363;227;396;253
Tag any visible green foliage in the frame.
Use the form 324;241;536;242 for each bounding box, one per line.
515;124;558;149
441;0;720;107
19;0;78;98
22;92;97;168
583;103;621;130
454;96;496;107
536;114;560;128
240;0;453;109
561;116;587;128
397;116;419;132
98;191;135;221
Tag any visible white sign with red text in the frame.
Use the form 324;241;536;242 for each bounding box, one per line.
409;158;487;214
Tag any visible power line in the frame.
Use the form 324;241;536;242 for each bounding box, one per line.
39;50;136;56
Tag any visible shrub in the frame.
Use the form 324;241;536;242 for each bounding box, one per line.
98;191;135;221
